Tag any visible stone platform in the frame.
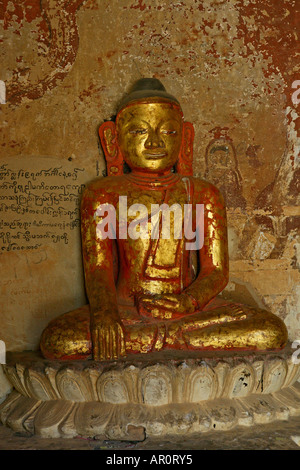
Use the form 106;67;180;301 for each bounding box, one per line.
1;346;300;440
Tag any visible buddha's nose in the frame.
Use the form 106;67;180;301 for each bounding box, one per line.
144;130;165;149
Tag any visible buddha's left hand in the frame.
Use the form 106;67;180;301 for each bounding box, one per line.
137;293;198;320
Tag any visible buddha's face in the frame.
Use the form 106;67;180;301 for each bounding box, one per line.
116;101;183;173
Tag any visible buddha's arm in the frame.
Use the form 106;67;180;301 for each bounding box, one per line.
184;185;229;309
81;185;125;360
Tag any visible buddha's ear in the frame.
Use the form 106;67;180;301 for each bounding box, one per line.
98;121;124;176
176;121;195;176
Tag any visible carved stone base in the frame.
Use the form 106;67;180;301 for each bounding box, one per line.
1;346;300;439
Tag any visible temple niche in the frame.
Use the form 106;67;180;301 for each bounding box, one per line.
0;0;299;445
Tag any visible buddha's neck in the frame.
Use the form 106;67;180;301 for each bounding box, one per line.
125;170;180;189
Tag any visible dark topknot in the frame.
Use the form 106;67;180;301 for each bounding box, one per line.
117;78;180;113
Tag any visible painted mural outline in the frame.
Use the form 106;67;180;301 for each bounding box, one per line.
205;137;246;210
1;0;86;106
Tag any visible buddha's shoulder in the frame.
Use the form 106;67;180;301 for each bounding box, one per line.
83;175;127;196
182;176;224;201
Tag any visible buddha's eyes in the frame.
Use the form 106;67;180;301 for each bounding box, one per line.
128;128;177;136
129;129;148;135
161;130;177;135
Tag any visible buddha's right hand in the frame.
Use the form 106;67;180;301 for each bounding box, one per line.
137;293;198;320
91;312;126;361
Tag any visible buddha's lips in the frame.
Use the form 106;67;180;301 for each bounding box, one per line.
144;152;167;159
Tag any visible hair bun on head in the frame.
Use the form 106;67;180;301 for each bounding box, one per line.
117;78;181;113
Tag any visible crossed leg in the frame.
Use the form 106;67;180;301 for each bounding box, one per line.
40;299;288;360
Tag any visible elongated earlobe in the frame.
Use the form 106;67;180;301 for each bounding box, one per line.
99;121;124;176
176;122;194;176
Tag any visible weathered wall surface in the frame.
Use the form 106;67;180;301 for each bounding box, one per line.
0;0;299;351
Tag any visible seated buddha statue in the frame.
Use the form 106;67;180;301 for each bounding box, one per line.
40;78;288;361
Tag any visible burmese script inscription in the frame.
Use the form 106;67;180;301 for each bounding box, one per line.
0;159;88;252
0;157;95;351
